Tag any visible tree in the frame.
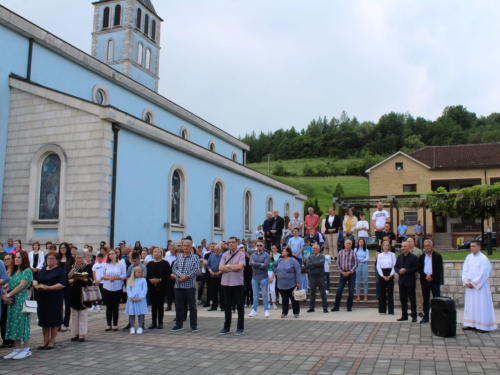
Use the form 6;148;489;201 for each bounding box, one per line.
303;198;322;218
333;183;345;198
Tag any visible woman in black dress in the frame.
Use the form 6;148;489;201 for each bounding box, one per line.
58;242;74;332
146;248;171;329
32;251;66;349
68;250;93;342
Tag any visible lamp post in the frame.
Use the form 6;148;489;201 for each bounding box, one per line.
487;226;492;255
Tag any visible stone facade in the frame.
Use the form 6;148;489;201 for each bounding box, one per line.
0;87;113;245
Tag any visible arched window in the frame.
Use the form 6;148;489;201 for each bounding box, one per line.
284;201;291;218
102;7;110;29
106;39;114;61
144;112;152;123
145;48;151;70
214;182;222;229
137;43;144;65
136;8;142;29
39;154;61;220
171;171;181;225
267;196;274;213
209;141;216;152
151;20;156;41
232;152;238;162
144;14;149;36
114;4;122;26
244;190;252;232
180;127;190;140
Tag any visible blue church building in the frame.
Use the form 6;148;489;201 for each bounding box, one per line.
0;1;306;247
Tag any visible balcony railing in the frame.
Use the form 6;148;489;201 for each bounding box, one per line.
451;223;482;233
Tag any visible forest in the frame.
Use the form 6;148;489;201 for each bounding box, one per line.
240;105;500;177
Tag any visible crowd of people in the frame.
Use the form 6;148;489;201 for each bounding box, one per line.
0;201;497;361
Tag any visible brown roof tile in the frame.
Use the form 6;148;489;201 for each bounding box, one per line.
408;143;500;169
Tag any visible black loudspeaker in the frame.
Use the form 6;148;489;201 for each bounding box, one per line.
431;297;457;337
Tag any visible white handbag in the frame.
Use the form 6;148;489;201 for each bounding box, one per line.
22;300;38;314
292;287;307;301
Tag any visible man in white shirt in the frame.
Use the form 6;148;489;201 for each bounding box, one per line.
289;211;304;237
418;240;443;324
371;202;390;245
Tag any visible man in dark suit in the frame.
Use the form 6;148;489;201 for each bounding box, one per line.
418;240;443;324
269;209;285;250
262;212;272;250
395;241;418;322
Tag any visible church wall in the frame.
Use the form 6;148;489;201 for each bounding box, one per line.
0;25;30;237
95;29;127;62
131;32;158;74
0;88;112;246
130;64;158;91
29;43;242;162
114;128;296;246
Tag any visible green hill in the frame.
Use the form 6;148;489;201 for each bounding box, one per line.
247;158;369;217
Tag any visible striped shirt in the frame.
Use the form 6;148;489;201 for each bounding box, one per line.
220;250;245;287
336;249;359;273
172;253;200;289
102;262;127;291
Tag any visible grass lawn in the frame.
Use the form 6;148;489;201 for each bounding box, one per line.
440;250;500;261
247;157;362;175
247;159;369;217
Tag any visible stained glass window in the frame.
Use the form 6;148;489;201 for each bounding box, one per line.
245;191;251;232
214;183;221;228
171;171;181;225
39;154;61;220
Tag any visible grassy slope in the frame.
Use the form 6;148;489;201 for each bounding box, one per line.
247;158;369;216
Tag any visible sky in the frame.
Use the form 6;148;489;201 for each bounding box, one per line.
2;0;500;138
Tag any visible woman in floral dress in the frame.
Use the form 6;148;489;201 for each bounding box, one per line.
1;251;33;360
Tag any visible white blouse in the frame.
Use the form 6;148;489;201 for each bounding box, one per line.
102;262;127;291
377;251;396;276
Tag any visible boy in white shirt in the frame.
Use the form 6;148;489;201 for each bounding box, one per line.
92;253;105;311
356;213;370;240
255;225;264;240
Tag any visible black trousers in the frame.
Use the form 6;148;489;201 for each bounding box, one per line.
421;281;440;319
265;236;272;251
174;288;197;329
223;285;244;331
272;235;282;249
399;284;417;318
211;277;224;309
1;302;14;345
279;287;300;316
165;279;175;306
62;285;71;327
379;269;394;314
243;280;253;306
149;286;167;325
104;289;122;326
197;273;211;303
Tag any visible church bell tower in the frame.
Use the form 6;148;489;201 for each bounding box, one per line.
91;0;162;92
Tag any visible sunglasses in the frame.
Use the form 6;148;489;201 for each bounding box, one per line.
257;245;264;247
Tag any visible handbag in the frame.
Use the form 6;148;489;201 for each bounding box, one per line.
81;285;102;303
22;300;37;314
292;287;306;301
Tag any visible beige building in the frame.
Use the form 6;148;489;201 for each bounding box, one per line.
366;144;500;248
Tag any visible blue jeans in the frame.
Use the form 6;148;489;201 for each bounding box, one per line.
334;272;356;309
251;278;269;311
356;262;369;295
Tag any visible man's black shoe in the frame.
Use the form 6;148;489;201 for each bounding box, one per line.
148;324;157;329
307;308;315;313
203;304;210;307
331;307;339;312
323;308;329;313
122;323;131;331
476;329;489;333
207;308;218;311
157;324;163;329
347;308;352;312
462;326;476;331
397;317;408;321
418;312;424;317
420;318;429;324
412;317;417;323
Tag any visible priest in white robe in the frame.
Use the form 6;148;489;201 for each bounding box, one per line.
462;240;497;332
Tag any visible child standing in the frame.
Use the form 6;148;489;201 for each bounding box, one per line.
125;266;148;334
323;247;331;293
268;252;277;310
91;253;105;311
255;225;264;240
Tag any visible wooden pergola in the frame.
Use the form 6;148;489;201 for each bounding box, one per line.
332;194;500;248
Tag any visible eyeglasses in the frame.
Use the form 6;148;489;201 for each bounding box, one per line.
257;244;264;247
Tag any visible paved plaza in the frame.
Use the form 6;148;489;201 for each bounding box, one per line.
1;307;500;375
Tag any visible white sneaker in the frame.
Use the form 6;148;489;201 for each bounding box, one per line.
130;328;136;335
265;310;270;318
273;303;277;310
197;300;202;305
325;290;329;293
90;306;96;311
248;310;258;317
96;305;102;311
137;327;143;334
244;304;248;308
12;350;31;360
3;350;20;359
